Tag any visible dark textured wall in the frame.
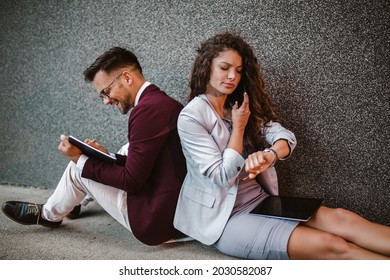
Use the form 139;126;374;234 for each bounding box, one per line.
1;0;389;225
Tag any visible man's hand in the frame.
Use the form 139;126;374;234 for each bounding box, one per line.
84;138;110;155
58;134;82;163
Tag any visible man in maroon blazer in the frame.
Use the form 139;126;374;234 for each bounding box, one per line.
2;47;187;245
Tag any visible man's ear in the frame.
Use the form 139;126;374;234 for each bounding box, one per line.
123;71;132;85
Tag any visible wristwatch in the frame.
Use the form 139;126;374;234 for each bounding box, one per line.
263;148;278;167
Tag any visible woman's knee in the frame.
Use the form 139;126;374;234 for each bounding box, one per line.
288;226;354;259
319;232;354;258
328;207;359;228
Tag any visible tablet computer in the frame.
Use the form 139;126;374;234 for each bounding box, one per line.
250;196;323;222
68;135;116;164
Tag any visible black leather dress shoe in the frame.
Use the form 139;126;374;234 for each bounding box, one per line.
2;201;62;228
66;204;81;219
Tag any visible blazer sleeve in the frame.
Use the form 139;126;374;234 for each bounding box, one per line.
81;97;180;194
263;121;297;160
178;105;245;188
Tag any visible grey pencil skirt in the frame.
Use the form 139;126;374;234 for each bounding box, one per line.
214;204;299;260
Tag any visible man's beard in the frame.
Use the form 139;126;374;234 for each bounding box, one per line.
119;101;133;114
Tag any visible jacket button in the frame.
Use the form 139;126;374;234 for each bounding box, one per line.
237;167;241;171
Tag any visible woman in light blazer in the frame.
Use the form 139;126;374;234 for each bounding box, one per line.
174;31;390;259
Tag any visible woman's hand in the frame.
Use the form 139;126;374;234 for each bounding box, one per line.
228;92;250;155
231;92;250;132
245;150;276;179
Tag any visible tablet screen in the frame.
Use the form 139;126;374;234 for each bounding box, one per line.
250;196;323;222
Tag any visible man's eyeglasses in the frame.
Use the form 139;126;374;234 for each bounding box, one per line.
99;73;123;100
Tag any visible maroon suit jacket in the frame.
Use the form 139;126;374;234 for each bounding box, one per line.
81;84;186;245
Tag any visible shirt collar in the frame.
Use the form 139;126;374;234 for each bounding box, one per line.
134;81;151;107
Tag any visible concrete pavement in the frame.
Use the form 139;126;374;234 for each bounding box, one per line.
0;184;235;260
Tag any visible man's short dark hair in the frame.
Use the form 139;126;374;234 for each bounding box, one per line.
83;47;143;82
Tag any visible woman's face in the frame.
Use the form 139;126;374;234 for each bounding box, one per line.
207;49;243;96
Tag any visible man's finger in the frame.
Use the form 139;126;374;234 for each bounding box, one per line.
60;134;69;144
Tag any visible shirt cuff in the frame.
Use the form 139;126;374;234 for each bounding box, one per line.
76;154;89;170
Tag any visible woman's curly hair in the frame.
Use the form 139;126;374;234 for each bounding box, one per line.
188;31;282;153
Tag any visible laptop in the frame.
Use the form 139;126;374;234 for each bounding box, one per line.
250;196;324;222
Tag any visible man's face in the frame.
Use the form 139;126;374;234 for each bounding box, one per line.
93;70;135;114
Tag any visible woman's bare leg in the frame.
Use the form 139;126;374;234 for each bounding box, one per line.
287;225;389;260
303;206;390;256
